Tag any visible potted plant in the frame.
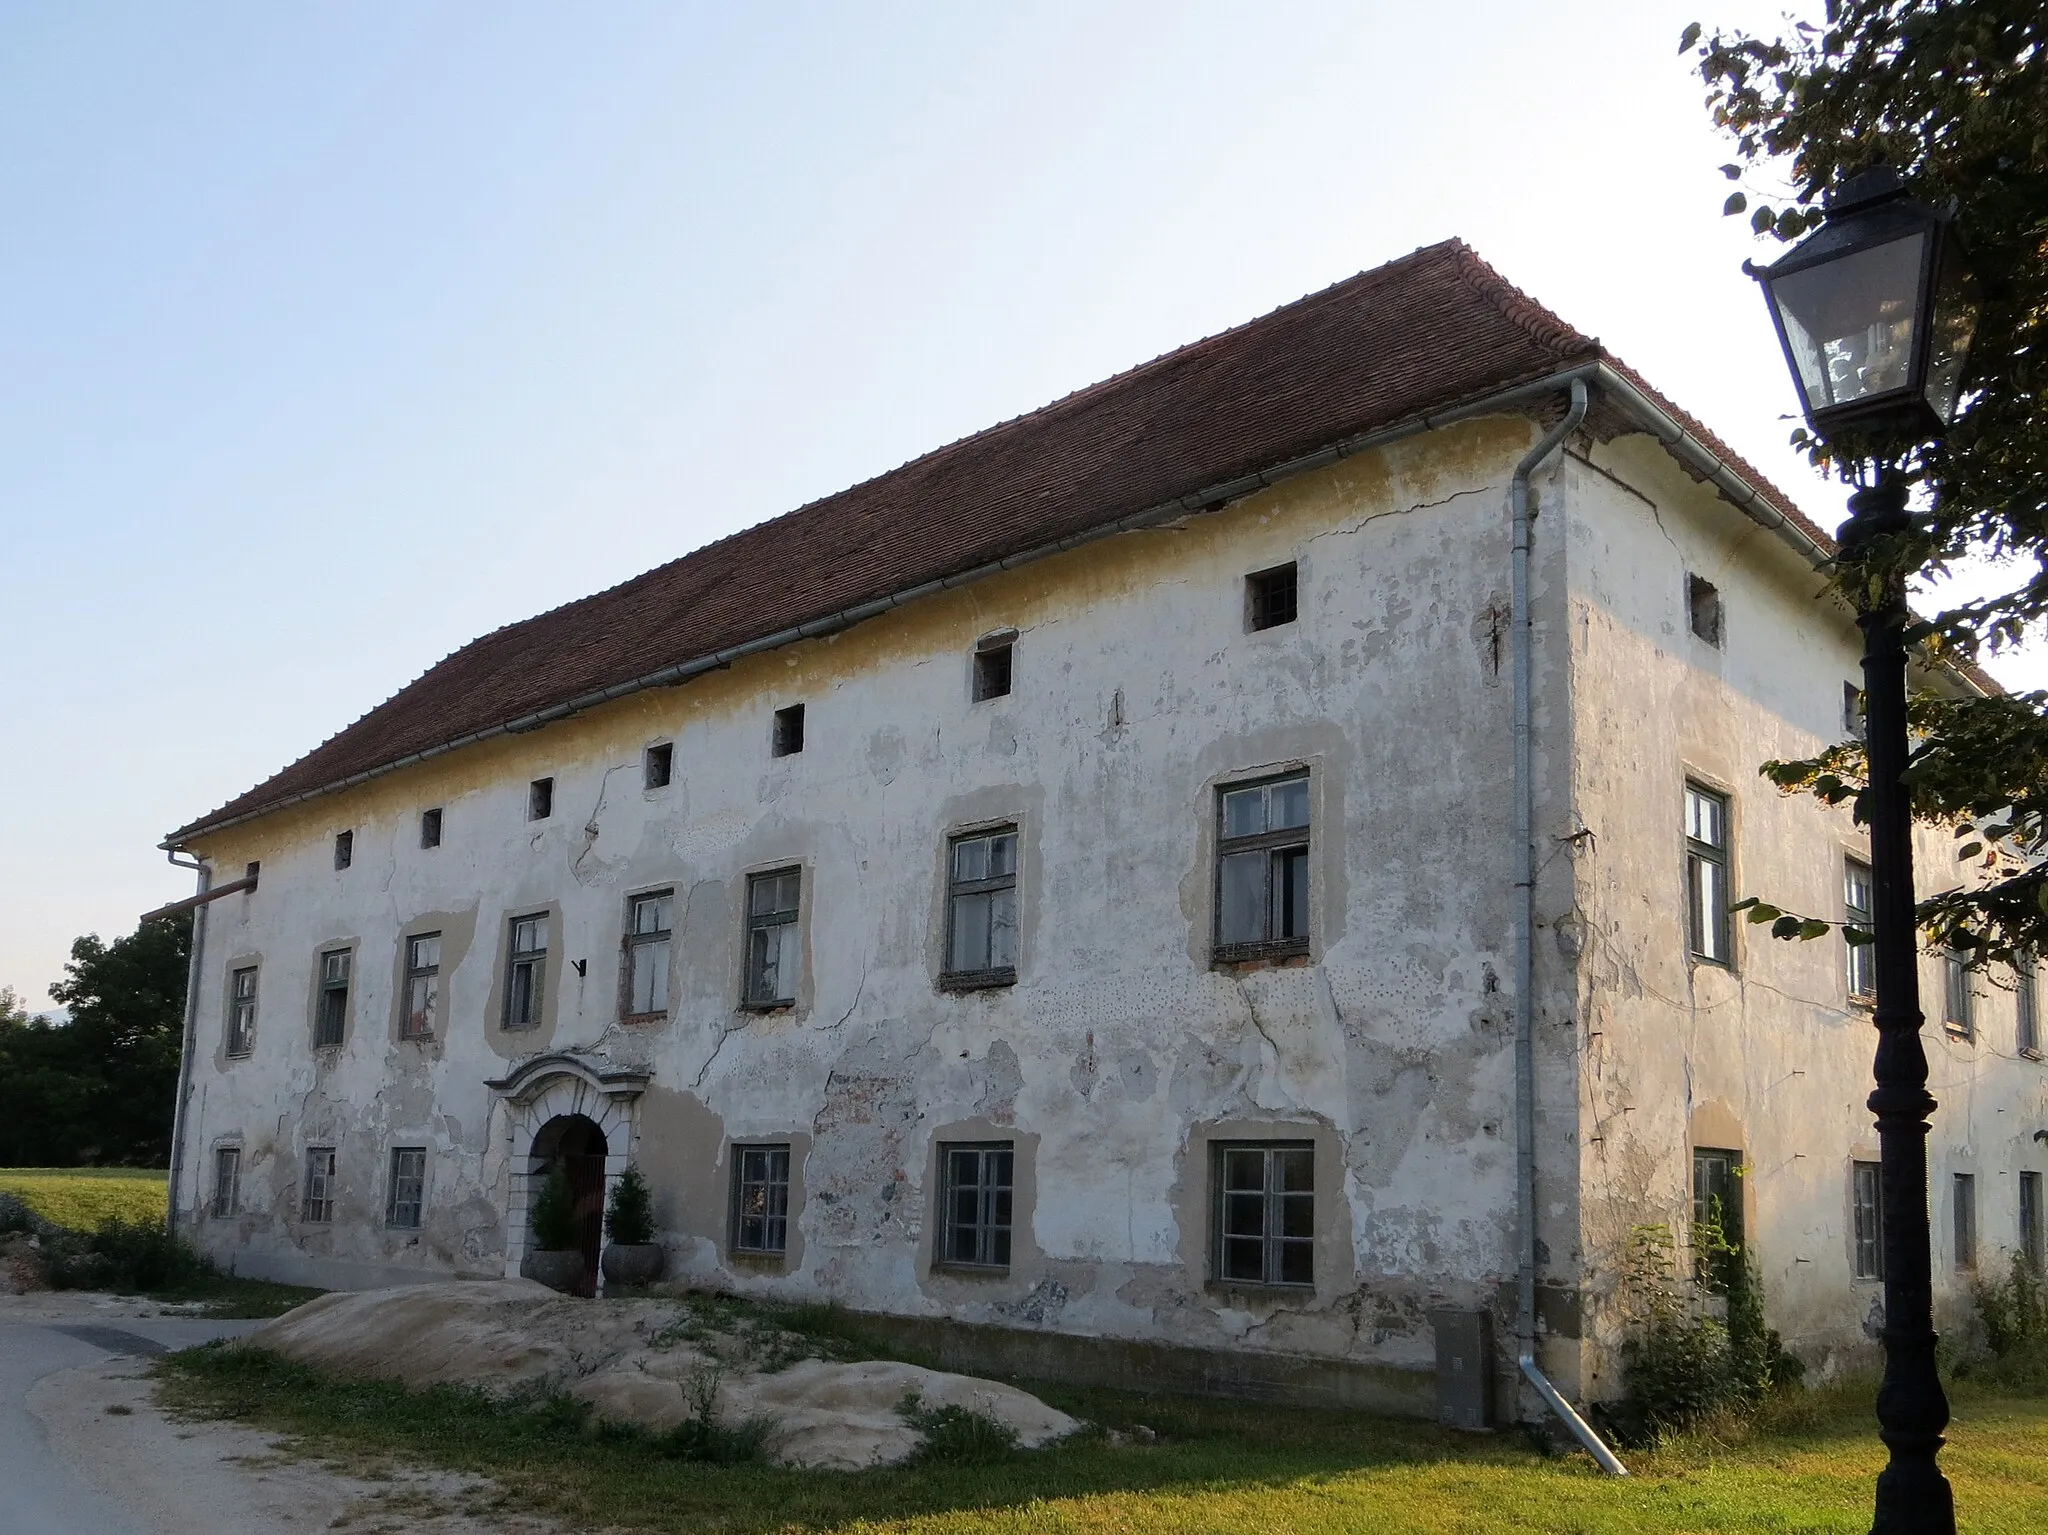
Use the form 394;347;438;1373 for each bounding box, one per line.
600;1163;664;1286
521;1163;583;1293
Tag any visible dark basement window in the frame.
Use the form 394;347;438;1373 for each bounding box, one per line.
420;808;443;849
973;634;1014;702
772;704;805;758
1246;563;1298;632
644;742;674;789
333;830;354;870
1687;573;1723;647
529;777;554;821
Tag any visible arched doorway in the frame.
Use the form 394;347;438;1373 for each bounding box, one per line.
532;1114;609;1297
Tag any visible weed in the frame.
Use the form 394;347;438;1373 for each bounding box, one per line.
900;1390;1019;1465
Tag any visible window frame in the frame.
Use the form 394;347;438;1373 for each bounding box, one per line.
644;742;673;790
1943;947;1975;1038
504;913;549;1030
622;889;675;1020
212;1146;241;1219
333;829;354;870
742;868;803;1009
1692;1147;1744;1249
729;1143;793;1257
2021;1170;2043;1275
304;1146;337;1224
1684;782;1733;967
1210;1140;1316;1289
387;1146;427;1230
1686;572;1723;646
420;807;443;848
402;932;441;1041
1953;1171;1977;1271
1851;1160;1883;1280
972;634;1015;702
1212;770;1312;965
942;826;1020;990
2016;953;2039;1057
1245;562;1298;632
528;777;554;821
314;947;352;1049
226;964;258;1058
1845;857;1876;1003
772;704;805;757
936;1141;1015;1272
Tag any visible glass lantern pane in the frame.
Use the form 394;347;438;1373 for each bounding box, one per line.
1924;239;1977;425
1769;233;1925;412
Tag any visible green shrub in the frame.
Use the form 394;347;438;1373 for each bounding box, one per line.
1611;1219;1800;1444
43;1218;213;1292
604;1164;654;1246
1959;1253;2048;1390
653;1369;775;1464
529;1164;576;1251
900;1390;1020;1464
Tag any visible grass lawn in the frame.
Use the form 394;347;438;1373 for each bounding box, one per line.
0;1166;168;1229
156;1342;2048;1535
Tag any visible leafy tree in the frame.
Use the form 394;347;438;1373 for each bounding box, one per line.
0;914;191;1167
1683;2;2048;969
604;1163;655;1246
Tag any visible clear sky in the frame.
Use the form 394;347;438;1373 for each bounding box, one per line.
2;2;2038;1012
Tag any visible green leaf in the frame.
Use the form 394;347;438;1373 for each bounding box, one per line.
1680;21;1702;52
1958;842;1983;861
1799;919;1833;941
1745;902;1783;923
1843;926;1874;947
1720;163;1742;180
1729;896;1761;913
1771;915;1804;940
1724;191;1748;216
1750;205;1777;235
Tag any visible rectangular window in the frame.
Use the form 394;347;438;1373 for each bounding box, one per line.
420;807;443;848
212;1146;240;1219
1246;562;1298;631
226;965;258;1057
314;948;351;1048
1852;1160;1883;1280
744;868;801;1006
2022;1171;2043;1274
1214;772;1311;962
1953;1172;1976;1270
772;704;805;757
1944;948;1974;1037
1685;784;1732;965
644;742;673;789
1845;858;1876;1002
529;777;554;821
2017;956;2039;1055
972;639;1014;702
624;890;673;1018
402;933;441;1040
1844;681;1867;739
387;1147;426;1230
1213;1141;1314;1286
944;828;1018;986
730;1144;791;1255
1693;1147;1744;1248
304;1147;336;1224
938;1142;1014;1270
1687;573;1723;645
505;914;548;1029
333;829;354;870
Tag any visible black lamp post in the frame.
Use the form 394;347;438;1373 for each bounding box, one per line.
1748;166;1978;1535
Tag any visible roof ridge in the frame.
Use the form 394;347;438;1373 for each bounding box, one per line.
1444;241;1602;360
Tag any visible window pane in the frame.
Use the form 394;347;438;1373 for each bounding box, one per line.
1224;1191;1267;1241
1223;1148;1267;1193
1219;851;1267;944
1222;786;1266;839
1270;777;1309;831
1272;847;1309;940
1279;1191;1314;1239
410;934;441;971
988;832;1017;878
1686;787;1725;848
1276;1147;1314;1192
775;921;800;999
951;890;992;973
988;886;1018;970
954;837;988;883
405;974;437;1035
1277;1238;1314;1285
1221;1235;1264;1280
631;939;669;1013
324;950;350;985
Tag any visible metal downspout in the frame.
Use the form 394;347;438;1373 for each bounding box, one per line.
1510;379;1627;1476
164;853;208;1236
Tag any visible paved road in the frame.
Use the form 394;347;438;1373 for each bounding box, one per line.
0;1314;262;1535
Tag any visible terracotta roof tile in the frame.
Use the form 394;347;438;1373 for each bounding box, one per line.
167;239;1825;843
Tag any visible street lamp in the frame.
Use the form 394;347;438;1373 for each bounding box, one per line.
1749;166;1977;1535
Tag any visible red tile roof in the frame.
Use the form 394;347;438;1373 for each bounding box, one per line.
167;239;1831;844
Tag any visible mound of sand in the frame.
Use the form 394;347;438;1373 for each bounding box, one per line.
253;1281;1078;1470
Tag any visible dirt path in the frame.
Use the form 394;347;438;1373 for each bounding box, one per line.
29;1354;570;1535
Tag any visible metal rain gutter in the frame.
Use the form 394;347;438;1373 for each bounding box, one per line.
163;851;208;1237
